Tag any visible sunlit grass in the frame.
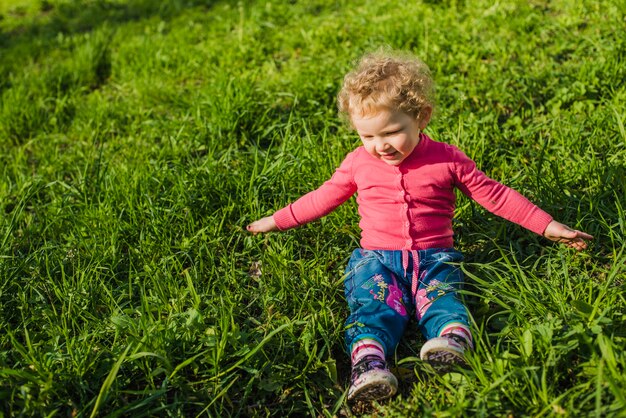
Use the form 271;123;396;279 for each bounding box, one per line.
1;0;625;416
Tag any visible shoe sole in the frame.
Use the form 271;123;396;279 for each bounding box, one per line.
348;371;398;403
420;338;466;373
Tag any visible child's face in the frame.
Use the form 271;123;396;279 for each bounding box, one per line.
352;108;425;166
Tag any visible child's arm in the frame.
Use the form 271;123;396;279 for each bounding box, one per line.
246;150;358;234
543;220;593;251
451;147;593;251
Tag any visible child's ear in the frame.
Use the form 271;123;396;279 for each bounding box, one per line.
418;106;433;129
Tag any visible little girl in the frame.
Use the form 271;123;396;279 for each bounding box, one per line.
247;51;592;404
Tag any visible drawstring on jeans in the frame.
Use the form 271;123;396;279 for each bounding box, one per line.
401;249;420;302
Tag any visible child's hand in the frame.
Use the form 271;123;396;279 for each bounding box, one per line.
543;220;593;251
246;216;278;234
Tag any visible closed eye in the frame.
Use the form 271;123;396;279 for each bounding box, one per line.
385;129;401;136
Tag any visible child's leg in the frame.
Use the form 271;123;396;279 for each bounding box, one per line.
415;248;472;344
343;249;408;402
414;249;472;371
343;249;411;359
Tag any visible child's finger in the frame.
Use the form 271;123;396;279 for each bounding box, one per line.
568;239;588;251
576;231;594;240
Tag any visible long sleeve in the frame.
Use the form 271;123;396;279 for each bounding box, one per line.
273;151;358;230
451;147;553;236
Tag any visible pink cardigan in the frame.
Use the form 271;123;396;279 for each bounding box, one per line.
273;134;553;250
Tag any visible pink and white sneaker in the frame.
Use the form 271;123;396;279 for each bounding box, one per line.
420;334;471;372
347;355;398;403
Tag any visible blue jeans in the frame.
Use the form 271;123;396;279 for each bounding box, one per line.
343;248;469;355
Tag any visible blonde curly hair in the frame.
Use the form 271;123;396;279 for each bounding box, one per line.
337;50;435;125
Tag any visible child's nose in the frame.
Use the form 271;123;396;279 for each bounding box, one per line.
376;140;390;152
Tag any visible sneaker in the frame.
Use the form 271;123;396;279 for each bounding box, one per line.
420;334;470;372
347;355;398;403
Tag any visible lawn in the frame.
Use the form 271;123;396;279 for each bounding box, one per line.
1;0;625;416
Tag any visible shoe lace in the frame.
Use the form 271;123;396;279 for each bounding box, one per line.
351;355;387;380
446;333;470;349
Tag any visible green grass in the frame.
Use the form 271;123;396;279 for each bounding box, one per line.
1;0;625;416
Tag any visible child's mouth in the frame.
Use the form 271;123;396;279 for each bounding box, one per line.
380;152;398;160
